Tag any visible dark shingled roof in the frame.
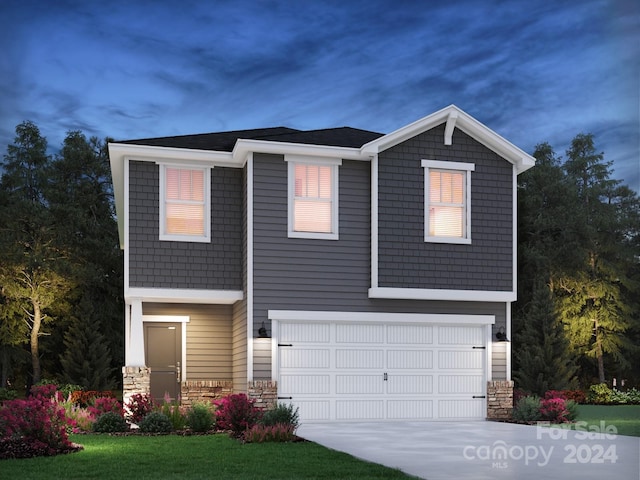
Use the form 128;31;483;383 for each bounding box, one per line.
119;126;384;151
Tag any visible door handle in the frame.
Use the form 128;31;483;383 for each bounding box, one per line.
176;362;181;383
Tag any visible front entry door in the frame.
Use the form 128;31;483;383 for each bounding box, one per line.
144;323;181;403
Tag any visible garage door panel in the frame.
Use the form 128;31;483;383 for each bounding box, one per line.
280;374;330;394
278;322;486;421
438;375;484;394
387;325;433;344
336;349;384;368
280;323;330;343
336;324;384;343
387;349;433;369
387;375;433;394
280;348;330;368
438;350;483;369
438;326;483;344
296;401;330;421
387;400;433;419
438;399;484;419
337;375;384;394
336;400;384;420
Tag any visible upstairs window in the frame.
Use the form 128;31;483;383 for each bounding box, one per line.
422;160;474;244
159;165;210;242
286;156;341;240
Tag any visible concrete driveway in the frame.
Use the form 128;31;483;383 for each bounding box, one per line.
297;421;640;480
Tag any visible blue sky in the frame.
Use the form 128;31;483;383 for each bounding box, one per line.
1;0;638;191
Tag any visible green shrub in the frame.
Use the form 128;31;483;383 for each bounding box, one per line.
512;395;542;422
587;383;612;404
187;402;214;433
93;412;128;433
565;399;578;421
610;388;640;405
160;403;187;431
138;412;173;434
260;403;299;430
0;388;18;402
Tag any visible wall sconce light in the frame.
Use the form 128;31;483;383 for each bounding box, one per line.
258;321;270;338
495;326;509;342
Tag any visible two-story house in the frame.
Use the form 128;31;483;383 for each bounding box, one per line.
108;105;534;422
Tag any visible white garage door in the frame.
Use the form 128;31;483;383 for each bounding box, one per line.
277;322;487;422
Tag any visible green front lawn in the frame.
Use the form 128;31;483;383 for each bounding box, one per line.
575;405;640;437
1;434;416;480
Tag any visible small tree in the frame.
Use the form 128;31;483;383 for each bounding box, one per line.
513;282;577;395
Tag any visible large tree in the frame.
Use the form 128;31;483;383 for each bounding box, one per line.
46;131;123;388
554;134;639;383
0;122;72;385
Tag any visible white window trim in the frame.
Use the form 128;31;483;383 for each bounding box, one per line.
285;155;341;240
159;164;211;243
422;159;474;244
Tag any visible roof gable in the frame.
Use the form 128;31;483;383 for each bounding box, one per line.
362;105;535;174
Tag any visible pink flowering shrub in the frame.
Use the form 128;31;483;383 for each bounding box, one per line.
215;394;262;438
0;385;78;459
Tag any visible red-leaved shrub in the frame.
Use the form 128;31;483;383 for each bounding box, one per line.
125;393;155;423
0;385;78;459
540;397;571;423
88;396;124;418
244;423;296;443
215;394;262;438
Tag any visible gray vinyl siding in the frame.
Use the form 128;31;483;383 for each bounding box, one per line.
142;303;233;381
378;124;513;291
128;160;243;290
251;153;508;379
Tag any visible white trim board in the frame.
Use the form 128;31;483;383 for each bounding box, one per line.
125;287;243;304
368;287;516;302
268;310;495;325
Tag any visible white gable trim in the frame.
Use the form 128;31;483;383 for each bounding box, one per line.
362;105;535;174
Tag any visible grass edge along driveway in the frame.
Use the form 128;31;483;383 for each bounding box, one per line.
0;433;419;480
573;404;640;438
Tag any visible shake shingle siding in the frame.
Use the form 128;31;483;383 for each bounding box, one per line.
128;160;243;290
378;125;513;291
251;153;508;380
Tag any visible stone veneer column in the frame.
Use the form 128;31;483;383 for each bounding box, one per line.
247;380;277;410
486;380;514;420
122;366;151;408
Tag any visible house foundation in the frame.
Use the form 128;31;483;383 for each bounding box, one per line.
180;380;233;407
486;380;514;420
247;380;278;410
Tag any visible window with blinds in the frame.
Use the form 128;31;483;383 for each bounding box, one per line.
422;160;474;244
287;157;340;240
160;165;210;242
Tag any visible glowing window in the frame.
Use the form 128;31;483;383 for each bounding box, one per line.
287;156;340;240
422;160;474;244
159;165;210;242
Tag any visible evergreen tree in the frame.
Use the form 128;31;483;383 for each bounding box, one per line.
45;131;123;387
59;298;116;391
555;134;638;383
513;282;578;395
